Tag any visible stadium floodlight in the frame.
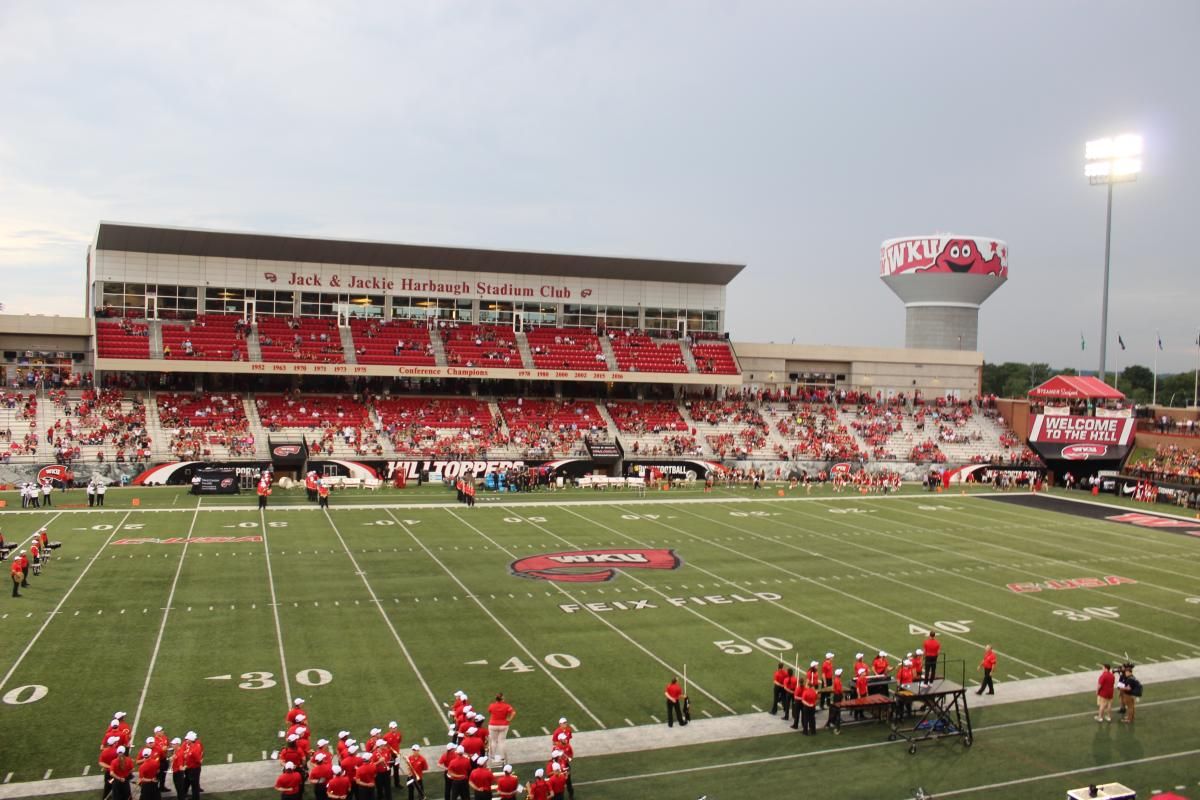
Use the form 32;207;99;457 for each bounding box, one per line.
1086;132;1142;383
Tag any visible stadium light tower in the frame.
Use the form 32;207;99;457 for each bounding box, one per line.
1086;133;1142;383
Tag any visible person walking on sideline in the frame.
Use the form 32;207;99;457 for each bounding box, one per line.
487;693;515;763
975;645;996;695
1095;664;1115;722
664;677;687;727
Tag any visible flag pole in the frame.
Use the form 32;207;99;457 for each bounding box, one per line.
1152;330;1159;407
1194;328;1199;408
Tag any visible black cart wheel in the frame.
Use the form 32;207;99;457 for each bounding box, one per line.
963;735;973;747
909;743;917;755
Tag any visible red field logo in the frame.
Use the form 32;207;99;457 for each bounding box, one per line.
273;445;302;457
830;462;852;475
1061;443;1108;460
510;549;680;583
37;464;72;483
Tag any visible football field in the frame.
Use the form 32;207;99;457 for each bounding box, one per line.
1;485;1199;798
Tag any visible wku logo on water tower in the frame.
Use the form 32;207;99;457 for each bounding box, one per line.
509;549;681;583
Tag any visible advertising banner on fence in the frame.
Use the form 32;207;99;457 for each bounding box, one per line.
196;468;240;494
1027;414;1136;462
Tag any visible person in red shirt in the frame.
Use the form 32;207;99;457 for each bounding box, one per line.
183;731;204;800
495;764;519;799
150;727;170;792
276;762;303;799
825;668;845;732
14;550;30;588
547;763;567;800
138;747;162;800
445;746;471;800
354;758;377;800
461;728;484;760
487;693;516;763
820;652;836;710
1096;663;1116;722
10;556;22;597
781;668;797;722
405;745;427;800
853;668;870;721
799;680;819;736
871;651;891;679
527;770;550;800
550;718;572;748
922;632;941;682
109;746;135;800
279;736;304;771
664;677;686;727
340;745;362;779
99;737;121;800
170;738;189;798
370;740;391;800
789;676;804;729
326;766;352;800
976;644;996;695
28;541;40;575
805;661;820;693
437;743;456;800
468;755;493;798
770;662;788;715
382;723;403;787
852;653;867;682
896;659;915;688
101;721;128;750
308;753;333;800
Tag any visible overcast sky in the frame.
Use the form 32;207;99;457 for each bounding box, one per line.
1;1;1197;372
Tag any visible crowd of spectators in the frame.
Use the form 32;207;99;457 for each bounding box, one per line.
1127;443;1200;481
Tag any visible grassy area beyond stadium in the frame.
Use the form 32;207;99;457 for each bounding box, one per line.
1;485;1198;798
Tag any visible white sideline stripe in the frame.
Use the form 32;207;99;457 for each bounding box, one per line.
0;512;130;693
925;748;1200;798
887;499;1200;624
130;504;202;741
261;508;293;708
392;509;606;729
481;508;736;714
728;500;1128;666
3;685;1199;797
321;508;444;724
847;499;1200;649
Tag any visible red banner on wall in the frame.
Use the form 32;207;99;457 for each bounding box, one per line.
1028;415;1136;462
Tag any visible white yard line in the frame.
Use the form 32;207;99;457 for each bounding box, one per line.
390;509;607;729
320;508;444;724
807;499;1200;649
647;503;1056;675
0;512;131;693
562;503;884;658
129;504;202;741
887;500;1200;618
953;497;1200;583
716;500;1143;665
451;508;737;715
260;508;293;708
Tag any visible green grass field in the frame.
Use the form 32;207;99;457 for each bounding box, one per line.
1;484;1198;799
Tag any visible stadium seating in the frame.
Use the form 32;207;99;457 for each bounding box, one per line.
43;389;151;465
498;399;605;457
161;314;248;361
155;391;255;458
690;340;739;374
684;399;774;458
96;320;151;359
609;332;687;373
375;397;504;457
349;319;436;366
442;323;522;368
525;327;608;371
257;316;345;363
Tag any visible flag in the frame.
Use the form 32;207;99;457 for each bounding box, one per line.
1157;333;1163;351
1117;334;1125;351
1080;332;1086;351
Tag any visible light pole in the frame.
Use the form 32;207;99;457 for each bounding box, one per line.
1085;133;1142;383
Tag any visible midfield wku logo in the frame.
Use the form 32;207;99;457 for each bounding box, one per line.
509;549;681;583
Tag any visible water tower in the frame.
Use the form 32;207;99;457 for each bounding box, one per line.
880;235;1008;351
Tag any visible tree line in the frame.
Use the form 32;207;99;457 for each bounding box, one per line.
981;362;1197;407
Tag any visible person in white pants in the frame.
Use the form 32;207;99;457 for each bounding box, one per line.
486;693;516;763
